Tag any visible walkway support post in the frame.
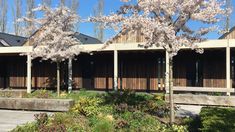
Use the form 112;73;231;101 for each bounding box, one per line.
57;62;60;96
169;56;174;124
226;41;231;96
226;0;231;96
165;51;170;94
68;58;73;93
27;54;32;93
114;48;118;91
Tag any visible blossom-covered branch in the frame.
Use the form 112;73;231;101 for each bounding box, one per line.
90;0;231;57
20;5;85;62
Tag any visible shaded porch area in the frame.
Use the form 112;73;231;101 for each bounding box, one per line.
0;47;234;93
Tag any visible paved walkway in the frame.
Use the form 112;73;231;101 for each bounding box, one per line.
0;110;52;132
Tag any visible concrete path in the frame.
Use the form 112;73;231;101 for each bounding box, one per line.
176;105;203;117
0;110;52;132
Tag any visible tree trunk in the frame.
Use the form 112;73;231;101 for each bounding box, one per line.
68;58;73;93
57;62;60;96
169;57;175;124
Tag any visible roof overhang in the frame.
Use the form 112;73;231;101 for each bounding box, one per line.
79;39;235;51
0;39;234;54
0;46;33;53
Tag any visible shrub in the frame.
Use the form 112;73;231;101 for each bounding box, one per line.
34;113;48;127
139;99;171;117
199;107;235;132
66;90;101;101
71;96;102;116
103;89;151;106
115;119;129;129
170;124;188;132
93;119;114;132
34;113;66;132
50;112;91;131
90;114;115;132
39;123;66;132
117;111;169;131
11;122;38;132
183;116;201;132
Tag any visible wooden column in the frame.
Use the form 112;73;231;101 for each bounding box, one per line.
226;43;231;96
114;49;118;91
27;54;32;93
165;51;170;94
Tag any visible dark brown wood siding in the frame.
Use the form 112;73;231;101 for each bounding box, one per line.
203;50;226;87
72;52;165;91
173;49;226;88
0;56;57;89
32;59;57;89
119;51;165;91
2;56;27;89
0;49;228;90
0;58;7;88
73;53;113;90
232;48;235;88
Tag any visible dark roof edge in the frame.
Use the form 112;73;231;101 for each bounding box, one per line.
219;26;235;39
74;32;103;43
0;32;27;39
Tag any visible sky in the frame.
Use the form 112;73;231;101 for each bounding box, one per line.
4;0;235;41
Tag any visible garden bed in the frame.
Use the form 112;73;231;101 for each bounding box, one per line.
11;90;187;132
0;97;74;112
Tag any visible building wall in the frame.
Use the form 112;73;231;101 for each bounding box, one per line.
72;52;165;91
31;59;57;89
73;53;113;90
0;56;27;89
0;49;229;90
232;48;235;88
112;30;146;43
220;27;235;39
173;49;226;88
119;51;165;91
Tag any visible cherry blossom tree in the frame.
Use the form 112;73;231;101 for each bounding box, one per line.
20;5;85;96
90;0;230;124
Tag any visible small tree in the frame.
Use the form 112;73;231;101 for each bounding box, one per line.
90;0;230;124
20;5;84;96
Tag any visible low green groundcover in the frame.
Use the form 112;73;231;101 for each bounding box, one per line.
184;107;235;132
200;107;235;132
11;89;187;132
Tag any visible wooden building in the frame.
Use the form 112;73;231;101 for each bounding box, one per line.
0;27;235;93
